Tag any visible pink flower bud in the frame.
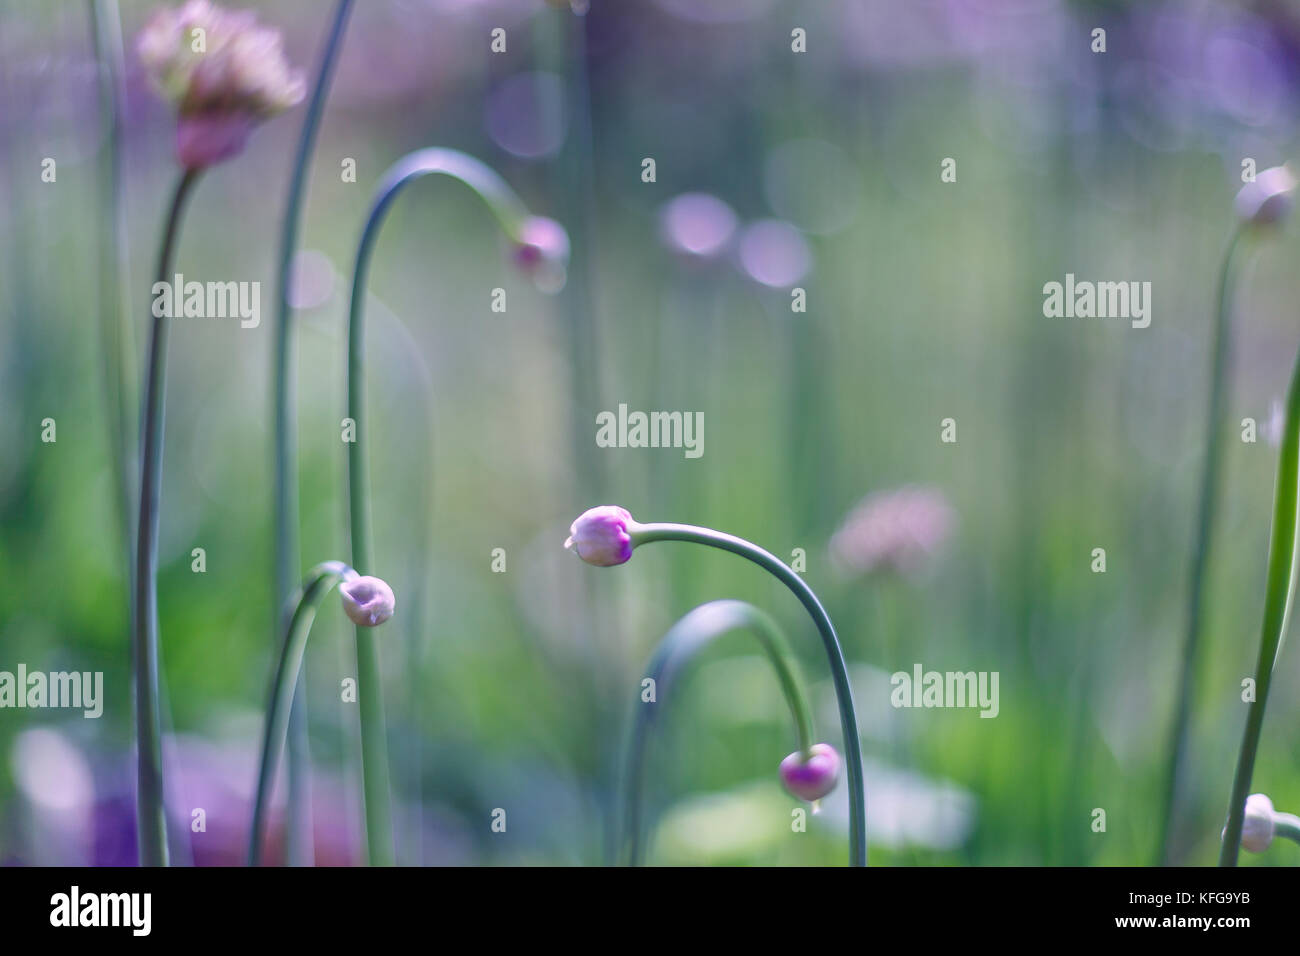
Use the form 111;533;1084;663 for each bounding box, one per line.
340;575;396;628
564;506;637;567
779;743;840;802
511;216;570;293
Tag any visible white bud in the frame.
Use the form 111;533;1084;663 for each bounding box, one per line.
339;575;396;628
1235;166;1296;228
1237;793;1275;853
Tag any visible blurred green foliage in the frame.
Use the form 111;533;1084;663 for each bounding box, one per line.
2;0;1300;866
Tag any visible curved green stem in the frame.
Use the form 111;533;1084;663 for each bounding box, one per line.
629;522;867;866
132;168;201;867
272;0;354;868
1219;331;1300;866
249;561;357;866
623;600;813;866
1275;812;1300;845
1158;228;1244;865
345;148;530;866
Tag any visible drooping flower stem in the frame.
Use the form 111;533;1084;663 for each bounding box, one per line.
1219;334;1300;866
271;0;354;868
623;600;813;866
249;561;357;865
132;168;202;867
629;522;867;866
1275;813;1300;845
345;149;533;866
89;0;136;577
1157;228;1244;865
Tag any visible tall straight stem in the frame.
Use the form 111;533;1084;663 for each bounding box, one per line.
89;0;135;575
633;523;867;866
1219;332;1300;865
1157;230;1242;865
272;0;354;867
133;169;201;867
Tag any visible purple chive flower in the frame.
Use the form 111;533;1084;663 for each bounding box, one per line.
511;215;570;293
1235;165;1296;228
659;192;739;261
830;485;955;578
138;0;305;169
779;743;841;802
339;575;396;628
564;506;638;567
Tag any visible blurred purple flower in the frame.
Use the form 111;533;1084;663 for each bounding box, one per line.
735;220;811;289
138;0;305;168
485;72;566;160
659;193;738;261
830;486;955;578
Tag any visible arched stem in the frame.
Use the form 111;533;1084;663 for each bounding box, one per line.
629;522;867;866
132;168;201;867
1274;812;1300;845
623;600;813;866
249;561;357;866
345;148;531;866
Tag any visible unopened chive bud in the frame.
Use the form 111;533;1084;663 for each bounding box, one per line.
779;743;841;803
1235;793;1276;853
339;575;396;627
564;505;640;567
511;216;570;294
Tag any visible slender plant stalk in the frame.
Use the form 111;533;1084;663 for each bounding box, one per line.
272;0;354;868
345;149;530;866
249;561;356;865
623;600;813;866
538;7;622;866
1219;333;1300;865
370;303;436;865
133;169;202;867
1275;813;1300;845
89;0;135;573
547;5;602;500
1157;228;1244;865
630;522;867;866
